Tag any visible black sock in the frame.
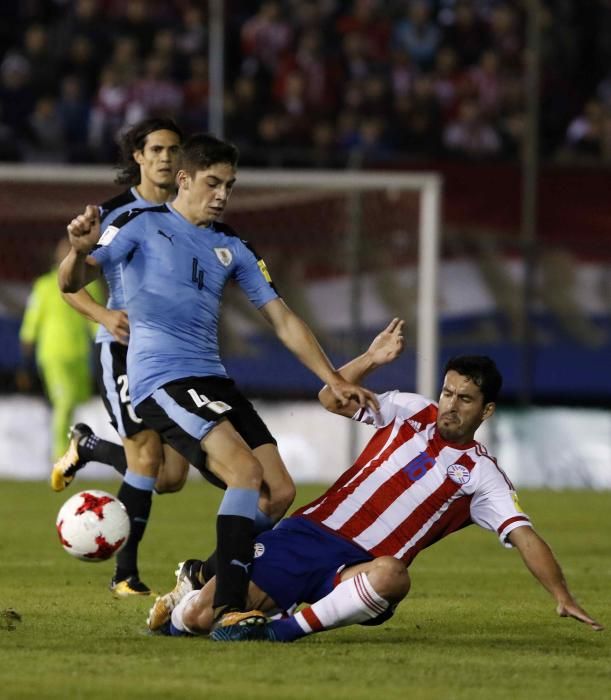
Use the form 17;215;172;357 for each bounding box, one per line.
113;481;152;581
201;552;217;583
212;515;255;615
78;434;128;476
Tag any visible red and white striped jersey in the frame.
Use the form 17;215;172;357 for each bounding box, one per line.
293;391;531;565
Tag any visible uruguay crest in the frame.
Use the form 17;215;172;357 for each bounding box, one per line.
214;247;233;266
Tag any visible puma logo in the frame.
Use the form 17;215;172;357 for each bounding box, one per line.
155;229;175;245
230;559;251;573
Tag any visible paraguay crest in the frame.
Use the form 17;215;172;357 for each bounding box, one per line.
447;463;471;485
214;247;233;266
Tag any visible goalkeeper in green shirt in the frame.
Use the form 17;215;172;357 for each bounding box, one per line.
19;239;104;459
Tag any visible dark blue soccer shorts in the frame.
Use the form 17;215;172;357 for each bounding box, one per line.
250;516;373;612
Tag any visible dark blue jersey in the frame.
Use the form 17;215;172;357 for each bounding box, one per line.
91;203;279;406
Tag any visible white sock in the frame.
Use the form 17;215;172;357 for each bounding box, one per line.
293;572;388;634
170;589;200;634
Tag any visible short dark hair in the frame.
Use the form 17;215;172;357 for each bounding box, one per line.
115;117;183;186
443;355;503;404
180;133;239;175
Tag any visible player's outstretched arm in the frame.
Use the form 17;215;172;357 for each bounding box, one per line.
508;526;603;631
58;205;102;292
259;298;378;410
62;290;130;345
319;318;405;417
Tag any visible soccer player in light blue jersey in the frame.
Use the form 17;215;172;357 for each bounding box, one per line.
58;132;378;630
54;118;189;597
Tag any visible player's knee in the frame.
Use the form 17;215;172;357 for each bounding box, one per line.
154;471;187;494
222;451;263;490
371;557;411;603
268;480;296;520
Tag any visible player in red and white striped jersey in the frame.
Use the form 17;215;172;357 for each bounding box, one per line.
156;319;603;640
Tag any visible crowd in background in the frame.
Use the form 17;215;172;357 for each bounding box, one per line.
0;0;610;167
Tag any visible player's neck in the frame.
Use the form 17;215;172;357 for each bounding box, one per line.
135;182;174;205
171;199;214;228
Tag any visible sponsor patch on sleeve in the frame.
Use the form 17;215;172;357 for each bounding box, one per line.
98;225;119;247
257;259;272;283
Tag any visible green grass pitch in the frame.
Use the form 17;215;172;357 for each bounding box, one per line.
1;480;608;700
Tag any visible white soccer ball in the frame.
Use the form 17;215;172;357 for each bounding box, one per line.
55;490;130;562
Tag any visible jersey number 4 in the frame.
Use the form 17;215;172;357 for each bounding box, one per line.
192;258;204;290
187;389;231;415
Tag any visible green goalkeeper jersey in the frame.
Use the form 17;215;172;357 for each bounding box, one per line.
20;268;104;366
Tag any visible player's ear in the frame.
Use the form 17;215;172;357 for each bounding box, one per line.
481;402;495;422
133;149;144;165
177;169;190;189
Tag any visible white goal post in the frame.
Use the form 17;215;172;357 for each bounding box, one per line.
0;164;442;398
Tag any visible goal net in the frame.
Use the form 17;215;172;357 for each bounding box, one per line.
0;165;442;400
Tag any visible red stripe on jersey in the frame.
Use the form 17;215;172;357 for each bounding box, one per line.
399;494;473;566
369;453;476;558
339;429;447;540
497;515;530;535
305;421;419;524
301;606;323;631
291;422;396;519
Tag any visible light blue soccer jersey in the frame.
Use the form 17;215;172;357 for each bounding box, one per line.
91;203;279;406
96;187;160;344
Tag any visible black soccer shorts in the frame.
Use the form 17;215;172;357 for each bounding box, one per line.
135;376;277;478
95;341;146;438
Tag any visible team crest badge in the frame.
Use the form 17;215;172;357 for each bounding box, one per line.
254;542;265;558
214;247;232;266
447;464;471;485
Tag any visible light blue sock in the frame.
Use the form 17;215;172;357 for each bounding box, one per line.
218;487;259;520
254;508;274;534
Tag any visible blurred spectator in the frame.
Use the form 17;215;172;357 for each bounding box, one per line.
52;0;109;60
57;75;91;162
393;0;442;71
432;46;465;120
443;97;502;158
175;4;207;58
181;54;209;132
25;95;65;163
0;53;35;141
225;75;262;147
88;66;131;160
125;54;183;124
58;34;101;97
488;4;522;69
466;49;502;117
20;24;59;95
564;99;608;158
441;0;490;67
389;49;417;100
108;35;141;84
111;0;160;58
335;0;391;63
393;76;443;156
241;1;293;74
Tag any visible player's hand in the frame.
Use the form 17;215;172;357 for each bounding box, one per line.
329;378;379;411
67;204;100;254
556;600;604;631
102;308;130;345
367;318;405;366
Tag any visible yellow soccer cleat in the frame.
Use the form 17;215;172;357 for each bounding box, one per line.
50;423;92;492
147;560;204;631
110;575;155;598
